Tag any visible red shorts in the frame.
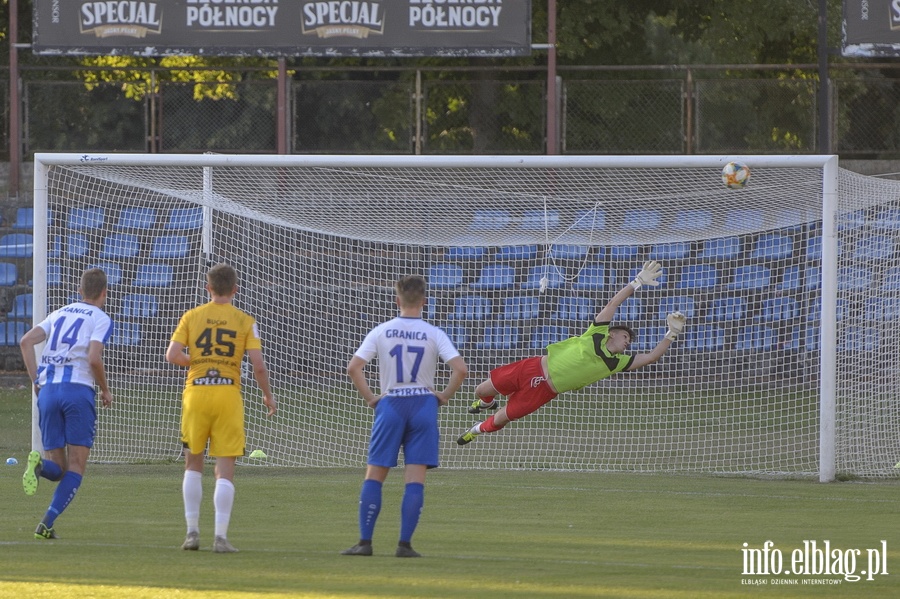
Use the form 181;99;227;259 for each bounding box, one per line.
489;356;558;421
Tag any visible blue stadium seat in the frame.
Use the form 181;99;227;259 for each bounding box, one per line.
151;235;191;259
649;241;691;261
478;326;520;350
760;297;799;321
882;267;900;291
451;295;492;320
805;326;820;351
47;263;61;287
725;209;764;231
677;264;718;290
520;210;560;231
671;210;712;232
122;293;159;318
0;321;27;346
837;326;879;352
572;209;606;231
617;297;642;321
446;325;469;349
101;234;141;260
609;245;640;260
683;324;725;352
0;263;17;287
165;207;204;230
706;297;744;322
736;325;775;351
658;296;696;319
854;234;895;261
837;266;871;291
805;235;822;260
806;265;822;290
89;262;123;286
866;297;900;321
529;325;568;349
728;265;771;291
623;209;662;231
521;265;564;290
554;296;594;321
7;293;32;319
67;234;90;259
572;265;606;290
700;237;741;260
549;244;589;261
13;208;33;230
502;296;539;320
495;244;538;262
116;207;157;230
874;207;900;230
633;326;665;352
427;263;463;290
777;266;801;291
446;245;486;261
751;233;793;261
0;234;33;258
837;209;867;231
469;210;511;231
131;263;173;287
111;322;142;346
470;264;516;290
68;206;105;230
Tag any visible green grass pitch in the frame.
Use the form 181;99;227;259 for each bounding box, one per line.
1;385;898;598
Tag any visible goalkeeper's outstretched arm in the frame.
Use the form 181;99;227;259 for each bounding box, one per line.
595;260;663;323
627;311;686;371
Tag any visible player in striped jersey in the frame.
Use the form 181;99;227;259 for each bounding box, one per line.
19;267;114;540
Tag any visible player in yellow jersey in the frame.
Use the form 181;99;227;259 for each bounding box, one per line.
457;261;685;445
165;263;277;553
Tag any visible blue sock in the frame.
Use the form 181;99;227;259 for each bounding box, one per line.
43;471;82;528
40;459;62;482
399;482;424;544
358;479;382;542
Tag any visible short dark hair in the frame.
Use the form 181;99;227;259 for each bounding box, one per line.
207;263;238;296
80;268;107;300
609;324;636;344
397;275;426;307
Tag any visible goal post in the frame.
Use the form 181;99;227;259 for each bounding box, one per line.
28;153;896;481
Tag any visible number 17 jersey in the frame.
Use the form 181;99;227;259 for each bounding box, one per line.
354;316;459;395
170;301;261;390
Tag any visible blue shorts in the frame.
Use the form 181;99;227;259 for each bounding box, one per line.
38;383;98;450
368;394;440;469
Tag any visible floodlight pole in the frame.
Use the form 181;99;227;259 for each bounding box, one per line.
8;0;21;197
817;0;831;153
546;0;558;155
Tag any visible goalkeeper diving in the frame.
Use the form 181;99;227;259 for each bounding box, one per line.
457;260;685;445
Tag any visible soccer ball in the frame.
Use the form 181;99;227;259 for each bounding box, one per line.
722;161;750;189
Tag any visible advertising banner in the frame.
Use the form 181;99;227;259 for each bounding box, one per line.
33;0;532;57
843;0;900;56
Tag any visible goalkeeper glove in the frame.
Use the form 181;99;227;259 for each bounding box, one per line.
629;260;663;290
664;311;686;341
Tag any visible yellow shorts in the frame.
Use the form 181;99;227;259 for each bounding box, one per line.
180;386;245;458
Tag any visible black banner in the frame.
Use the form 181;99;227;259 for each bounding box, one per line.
842;0;900;57
33;0;532;57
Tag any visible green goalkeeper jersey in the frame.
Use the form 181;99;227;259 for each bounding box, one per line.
546;322;634;393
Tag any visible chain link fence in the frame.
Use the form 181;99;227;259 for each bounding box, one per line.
4;65;900;158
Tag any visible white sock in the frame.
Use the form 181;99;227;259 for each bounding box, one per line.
182;470;202;533
214;478;235;538
473;422;483;433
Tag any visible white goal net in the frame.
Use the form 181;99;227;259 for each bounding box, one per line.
29;154;900;480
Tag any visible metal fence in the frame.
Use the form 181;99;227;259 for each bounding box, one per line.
5;64;900;159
